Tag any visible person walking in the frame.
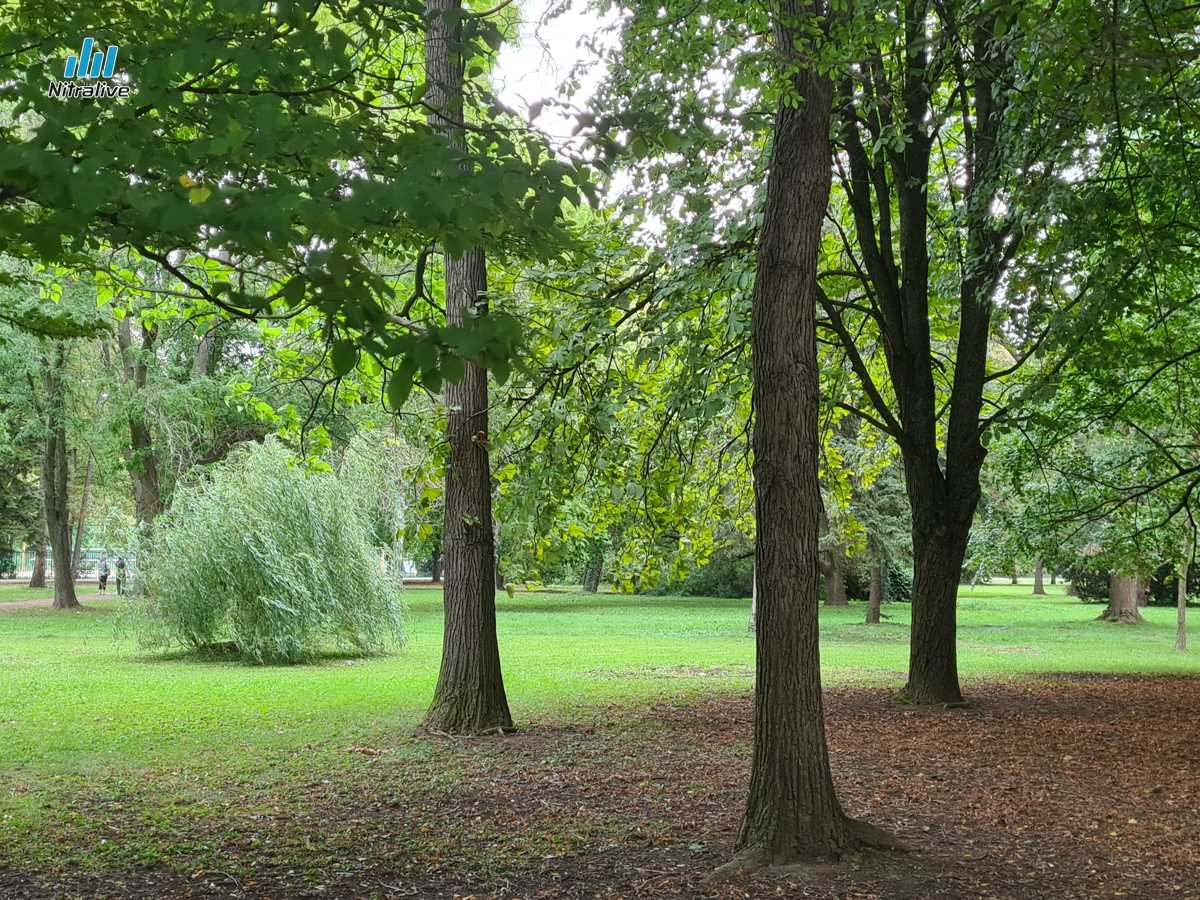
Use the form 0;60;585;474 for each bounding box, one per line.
115;556;126;596
97;554;110;596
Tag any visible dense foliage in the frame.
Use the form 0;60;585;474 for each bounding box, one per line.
124;440;403;663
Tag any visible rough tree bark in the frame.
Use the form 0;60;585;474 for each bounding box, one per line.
117;317;162;524
422;0;512;734
71;450;94;579
721;3;900;870
38;346;79;610
1176;563;1188;652
747;561;757;632
1099;573;1146;624
1032;556;1045;595
866;565;883;624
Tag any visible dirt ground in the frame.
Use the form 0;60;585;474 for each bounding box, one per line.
3;674;1198;899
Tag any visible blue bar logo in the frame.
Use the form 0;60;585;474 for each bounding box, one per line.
49;38;131;100
63;39;119;79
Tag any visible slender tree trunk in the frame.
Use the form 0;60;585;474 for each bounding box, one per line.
1176;563;1187;652
723;14;898;870
1010;567;1018;585
431;547;443;583
582;556;603;593
866;565;883;624
1099;573;1146;624
117;317;162;525
40;347;79;610
28;515;47;589
71;451;94;579
423;0;511;734
1032;556;1045;595
1050;570;1057;585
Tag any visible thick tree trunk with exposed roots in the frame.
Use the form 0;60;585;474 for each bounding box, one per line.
721;19;900;871
1033;557;1045;594
866;566;883;624
422;0;511;734
1099;573;1146;624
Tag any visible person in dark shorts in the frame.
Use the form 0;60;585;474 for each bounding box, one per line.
97;554;110;596
115;556;126;596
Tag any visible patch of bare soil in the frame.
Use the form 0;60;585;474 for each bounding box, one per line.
4;675;1199;899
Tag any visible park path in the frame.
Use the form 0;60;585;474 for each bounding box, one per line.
0;593;103;611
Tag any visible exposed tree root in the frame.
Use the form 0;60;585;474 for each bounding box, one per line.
708;817;908;881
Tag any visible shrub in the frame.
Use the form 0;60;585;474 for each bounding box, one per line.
123;440;403;663
649;555;754;599
885;565;913;603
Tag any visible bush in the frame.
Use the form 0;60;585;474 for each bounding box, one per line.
0;548;15;578
885;565;913;603
650;555;754;599
123;440;403;664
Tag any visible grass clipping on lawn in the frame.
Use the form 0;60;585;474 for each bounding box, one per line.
122;439;404;664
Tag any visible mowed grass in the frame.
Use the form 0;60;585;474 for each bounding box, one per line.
0;580;1195;869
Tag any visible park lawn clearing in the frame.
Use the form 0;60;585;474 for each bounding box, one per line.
0;583;1197;899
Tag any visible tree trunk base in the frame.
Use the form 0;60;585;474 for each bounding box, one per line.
710;817;906;879
1097;608;1146;624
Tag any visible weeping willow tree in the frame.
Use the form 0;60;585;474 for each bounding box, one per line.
124;439;404;663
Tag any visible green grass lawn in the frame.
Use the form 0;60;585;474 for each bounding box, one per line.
0;581;1195;870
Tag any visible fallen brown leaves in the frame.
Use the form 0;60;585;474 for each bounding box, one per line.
4;674;1199;899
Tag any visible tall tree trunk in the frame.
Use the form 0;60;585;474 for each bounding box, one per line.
724;10;897;870
1099;573;1146;624
71;450;94;580
431;547;443;583
1176;563;1188;652
582;556;603;593
117;316;162;525
40;346;79;610
1032;556;1045;595
422;0;511;734
28;515;47;589
1050;570;1056;585
866;565;883;624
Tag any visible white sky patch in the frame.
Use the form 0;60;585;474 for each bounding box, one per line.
493;0;620;150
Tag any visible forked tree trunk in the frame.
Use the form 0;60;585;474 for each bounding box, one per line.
28;517;47;589
866;566;883;624
1176;563;1187;652
1099;573;1146;624
40;347;80;610
582;556;603;593
1032;557;1045;595
722;12;898;870
71;451;94;579
422;0;511;735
